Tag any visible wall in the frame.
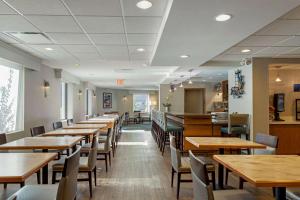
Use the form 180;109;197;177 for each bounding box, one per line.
159;82;222;113
96;88;158;115
269;69;300;120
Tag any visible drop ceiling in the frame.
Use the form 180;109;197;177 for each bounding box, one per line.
0;0;300;89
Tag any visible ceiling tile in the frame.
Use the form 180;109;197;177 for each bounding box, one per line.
89;34;126;45
28;44;74;60
0;1;16;14
27;16;82;33
61;45;96;53
72;52;100;60
13;43;48;59
6;0;69;15
97;45;128;55
77;16;124;33
281;6;300;19
0;15;38;32
285;47;300;54
256;46;295;55
275;36;300;47
47;33;90;44
238;35;291;47
213;54;247;62
256;20;300;36
225;46;265;55
125;17;162;33
64;0;121;16
122;0;168;16
127;34;157;45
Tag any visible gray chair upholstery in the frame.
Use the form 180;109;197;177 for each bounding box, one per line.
287;188;300;200
8;147;81;200
221;114;250;140
254;133;278;155
189;151;255;200
53;135;98;197
30;126;45;137
53;121;63;130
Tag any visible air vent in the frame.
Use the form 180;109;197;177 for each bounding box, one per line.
5;32;52;44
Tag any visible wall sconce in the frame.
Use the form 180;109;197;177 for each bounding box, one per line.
93;90;96;98
78;90;82;100
43;80;50;98
122;96;128;102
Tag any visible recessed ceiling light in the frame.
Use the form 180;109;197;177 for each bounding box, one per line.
215;14;232;22
188;79;193;84
241;49;251;53
136;48;145;52
180;54;190;59
45;47;53;51
75;63;80;67
136;0;152;10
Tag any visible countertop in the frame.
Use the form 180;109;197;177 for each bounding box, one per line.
166;112;211;117
270;120;300;125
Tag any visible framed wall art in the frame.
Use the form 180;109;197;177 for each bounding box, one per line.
103;92;112;109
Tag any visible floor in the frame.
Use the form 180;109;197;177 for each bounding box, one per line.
0;124;275;200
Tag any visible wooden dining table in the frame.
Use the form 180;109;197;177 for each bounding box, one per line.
42;128;99;143
78;118;114;128
0;136;82;184
186;137;266;188
64;123;106;130
213;155;300;200
0;153;57;186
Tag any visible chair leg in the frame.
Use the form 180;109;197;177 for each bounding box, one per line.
177;172;181;199
20;182;25;187
108;151;111;166
3;183;7;189
88;172;92;198
105;154;108;172
211;171;216;190
52;171;56;184
171;167;175;187
37;170;41;184
93;167;97;186
225;168;229;185
239;177;244;189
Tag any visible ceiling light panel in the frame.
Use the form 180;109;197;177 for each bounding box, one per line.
124;0;167;16
136;0;153;10
27;16;82;33
215;14;232;22
0;1;16;14
7;32;53;44
77;16;124;33
5;0;69;15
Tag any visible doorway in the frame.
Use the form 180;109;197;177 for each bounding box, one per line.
184;88;205;113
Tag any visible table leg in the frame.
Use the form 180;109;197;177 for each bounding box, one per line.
42;149;49;184
218;148;225;189
275;187;286;200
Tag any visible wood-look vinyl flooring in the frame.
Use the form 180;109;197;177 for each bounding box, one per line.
0;128;274;200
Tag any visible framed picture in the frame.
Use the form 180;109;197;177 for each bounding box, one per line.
103;92;112;109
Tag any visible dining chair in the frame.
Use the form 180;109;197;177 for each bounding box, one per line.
30;126;45;137
67;119;74;126
53;121;63;130
189;150;255;200
53;135;98;197
287;188;300;200
235;133;278;189
221;114;250;140
7;147;81;200
169;135;192;199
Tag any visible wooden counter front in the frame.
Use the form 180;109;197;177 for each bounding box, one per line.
270;123;300;155
167;113;215;150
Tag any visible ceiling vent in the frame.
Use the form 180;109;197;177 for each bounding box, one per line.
4;32;52;44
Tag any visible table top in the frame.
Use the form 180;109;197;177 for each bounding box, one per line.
0;153;57;183
78;119;113;124
64;123;106;130
186;137;266;149
0;137;82;150
213;155;300;187
43;128;99;136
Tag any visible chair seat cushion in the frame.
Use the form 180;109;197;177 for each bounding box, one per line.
166;123;183;132
178;157;191;172
7;185;58;200
221;127;246;135
287;188;300;200
214;189;256;200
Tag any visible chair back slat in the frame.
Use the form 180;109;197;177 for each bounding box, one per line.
56;147;81;200
170;135;181;171
30;126;45;137
254;133;278;155
88;134;98;170
67;119;74;126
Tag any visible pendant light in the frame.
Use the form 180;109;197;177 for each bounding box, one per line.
179;82;183;87
188;69;193;84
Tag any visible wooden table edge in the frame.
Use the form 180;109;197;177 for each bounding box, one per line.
0;153;57;183
213;155;300;187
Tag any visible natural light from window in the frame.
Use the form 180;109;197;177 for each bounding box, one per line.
0;64;23;133
133;93;150;112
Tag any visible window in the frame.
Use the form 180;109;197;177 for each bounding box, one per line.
133;93;150;112
0;64;23;133
60;82;73;120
